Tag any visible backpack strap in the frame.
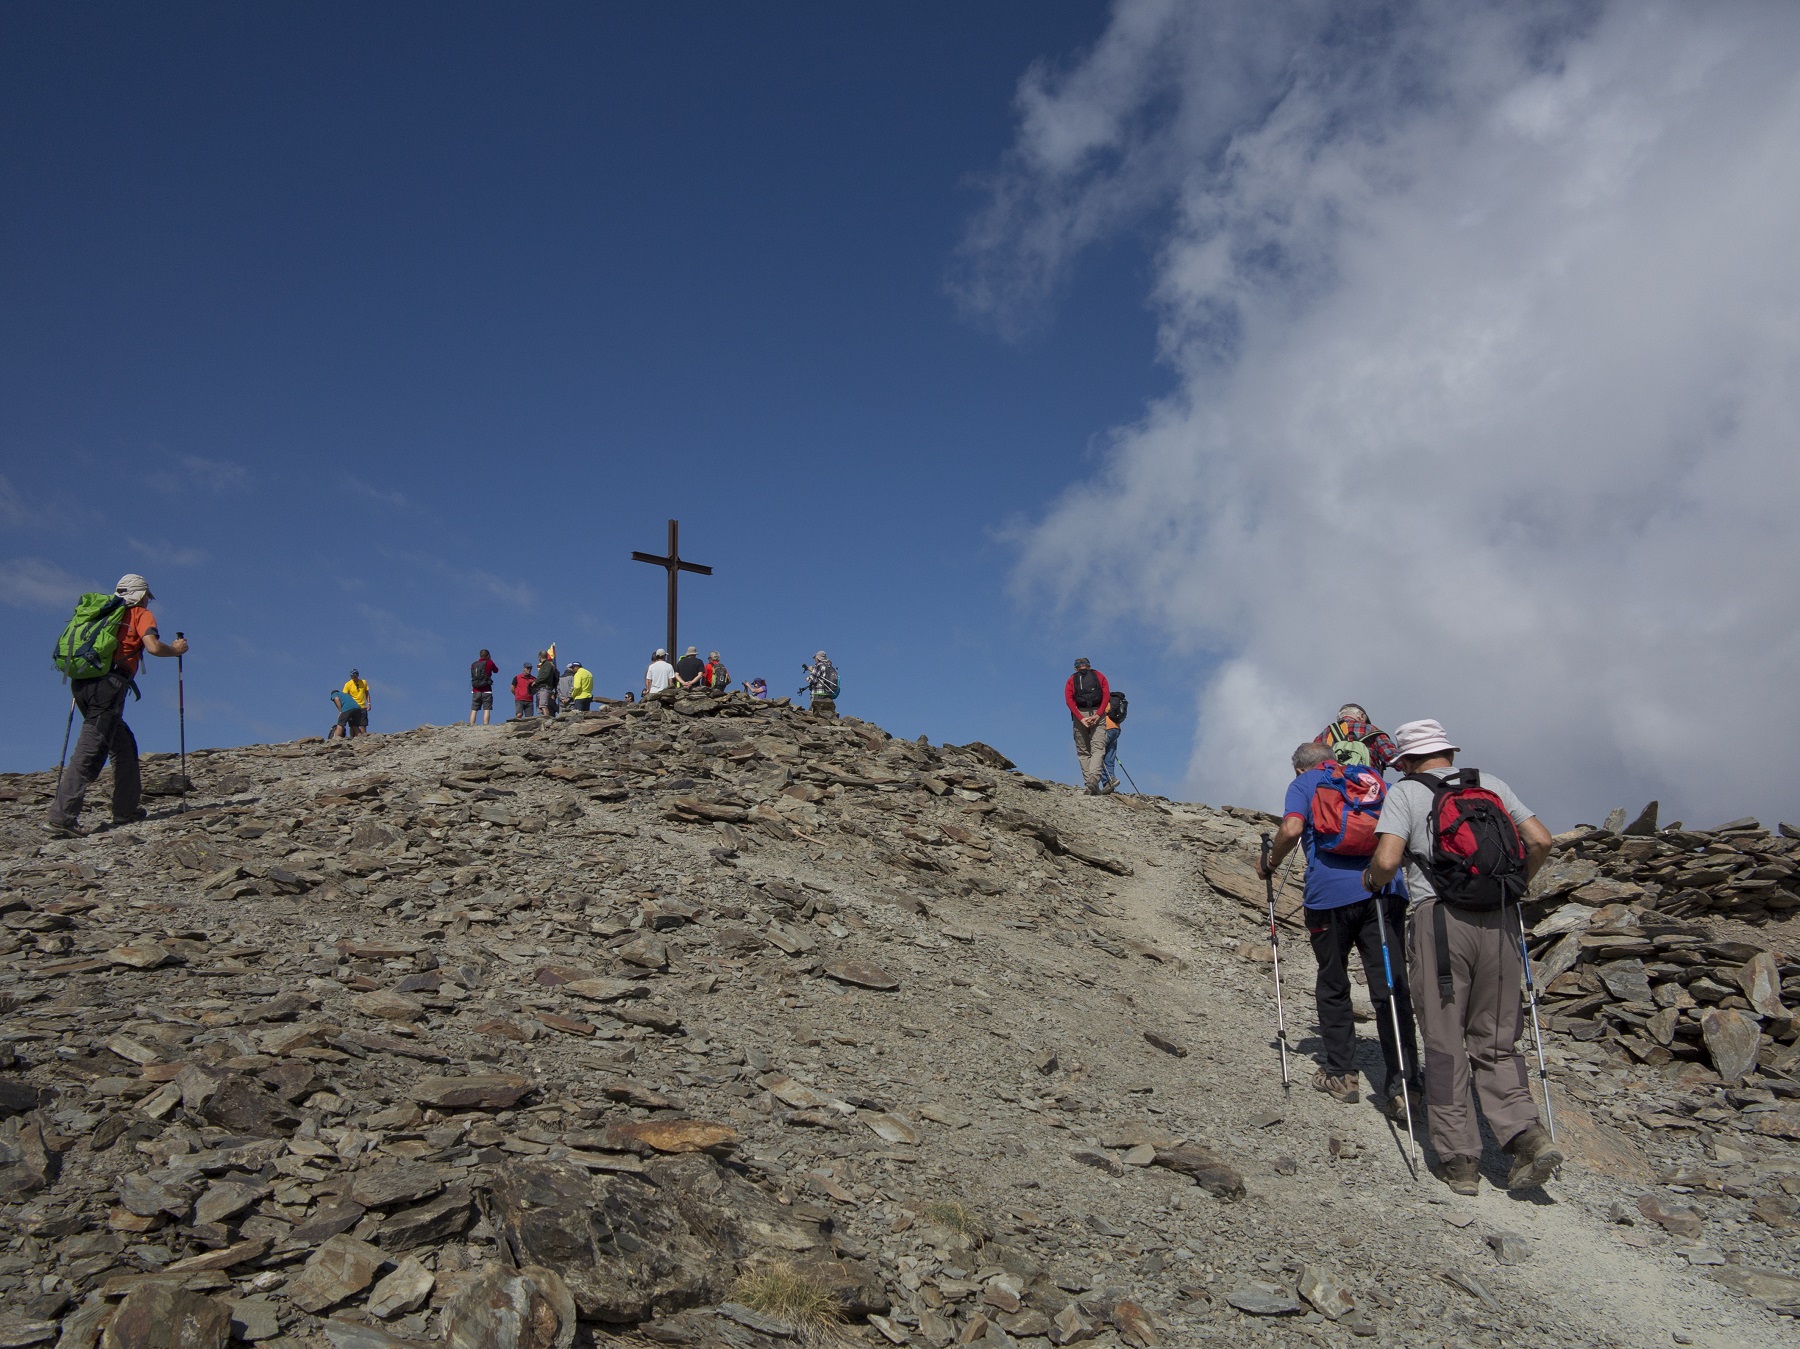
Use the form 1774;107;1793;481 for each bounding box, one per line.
1432;902;1455;1001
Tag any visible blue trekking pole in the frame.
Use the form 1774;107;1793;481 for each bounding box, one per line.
1372;896;1419;1175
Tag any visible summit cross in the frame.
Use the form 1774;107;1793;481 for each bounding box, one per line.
631;519;713;659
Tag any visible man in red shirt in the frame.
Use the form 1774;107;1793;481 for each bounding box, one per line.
510;664;535;719
48;574;188;837
1064;657;1111;795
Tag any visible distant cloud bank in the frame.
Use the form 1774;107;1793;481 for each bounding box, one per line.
968;0;1800;826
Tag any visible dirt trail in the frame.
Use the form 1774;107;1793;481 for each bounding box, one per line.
1075;790;1793;1349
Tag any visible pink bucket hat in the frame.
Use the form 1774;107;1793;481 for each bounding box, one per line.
1391;719;1460;760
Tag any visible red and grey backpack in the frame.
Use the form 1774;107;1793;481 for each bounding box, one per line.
1307;762;1386;857
1405;769;1530;998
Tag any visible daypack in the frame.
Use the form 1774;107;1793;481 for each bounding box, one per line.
471;660;493;690
815;663;839;698
707;662;730;691
1071;668;1102;710
1403;769;1527;911
1107;691;1128;724
53;594;128;683
1322;719;1372;768
1308;762;1386;856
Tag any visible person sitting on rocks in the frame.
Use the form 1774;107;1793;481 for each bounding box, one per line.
1064;657;1109;794
644;649;675;699
1258;742;1419;1116
1314;703;1399;775
746;677;768;700
1363;719;1561;1196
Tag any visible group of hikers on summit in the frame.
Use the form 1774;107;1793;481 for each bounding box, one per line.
1258;703;1564;1196
461;646;838;725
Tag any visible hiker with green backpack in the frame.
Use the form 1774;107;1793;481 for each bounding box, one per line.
1313;703;1399;776
47;574;188;838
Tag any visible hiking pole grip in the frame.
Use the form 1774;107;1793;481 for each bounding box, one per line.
1260;834;1292;1090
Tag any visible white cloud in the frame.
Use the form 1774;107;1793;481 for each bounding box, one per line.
144;455;250;495
382;548;537;610
347;478;412;510
0;477;27;530
971;1;1800;827
353;603;443;660
0;557;94;609
128;538;209;567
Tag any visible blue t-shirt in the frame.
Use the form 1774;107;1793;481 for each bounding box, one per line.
1282;768;1405;912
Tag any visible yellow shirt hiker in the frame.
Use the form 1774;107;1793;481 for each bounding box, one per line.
570;666;593;701
343;671;370;710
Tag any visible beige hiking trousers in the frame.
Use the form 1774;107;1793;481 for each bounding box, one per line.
1071;718;1107;789
1406;898;1541;1162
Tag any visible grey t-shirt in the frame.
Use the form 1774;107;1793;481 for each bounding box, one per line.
1376;767;1535;908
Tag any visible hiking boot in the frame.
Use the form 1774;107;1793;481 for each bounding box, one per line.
1442;1157;1481;1196
110;807;149;827
1380;1077;1425;1121
1311;1069;1359;1104
1504;1125;1564;1191
1099;779;1117;795
45;820;89;839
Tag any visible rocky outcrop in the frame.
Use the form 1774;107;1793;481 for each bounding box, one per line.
1;698;1796;1344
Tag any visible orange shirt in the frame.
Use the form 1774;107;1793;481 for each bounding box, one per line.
115;607;158;676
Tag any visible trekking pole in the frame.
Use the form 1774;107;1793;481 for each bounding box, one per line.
1372;895;1419;1176
58;699;75;772
1259;834;1292;1091
1512;900;1556;1143
1116;757;1142;795
176;634;187;812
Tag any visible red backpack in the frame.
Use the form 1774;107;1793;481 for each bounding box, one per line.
1403;769;1527;910
1308;762;1386;857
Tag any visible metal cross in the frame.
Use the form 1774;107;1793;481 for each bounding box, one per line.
631;519;712;659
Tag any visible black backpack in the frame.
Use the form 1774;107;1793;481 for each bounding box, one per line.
1071;668;1103;711
471;660;493;691
1107;691;1128;724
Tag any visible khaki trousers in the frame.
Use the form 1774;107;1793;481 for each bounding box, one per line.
1071;718;1107;789
1406;898;1540;1161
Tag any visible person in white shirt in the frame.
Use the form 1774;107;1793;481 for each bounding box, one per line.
643;649;676;698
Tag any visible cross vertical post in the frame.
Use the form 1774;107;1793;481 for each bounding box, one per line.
631;519;713;658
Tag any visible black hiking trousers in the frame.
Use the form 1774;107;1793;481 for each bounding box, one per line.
1305;893;1419;1095
49;671;140;828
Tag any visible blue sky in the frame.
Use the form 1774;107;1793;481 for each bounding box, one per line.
0;3;1192;793
9;3;1800;828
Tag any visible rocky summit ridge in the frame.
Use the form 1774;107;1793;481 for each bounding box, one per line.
0;695;1798;1349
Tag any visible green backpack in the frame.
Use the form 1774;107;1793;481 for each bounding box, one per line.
53;593;128;682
